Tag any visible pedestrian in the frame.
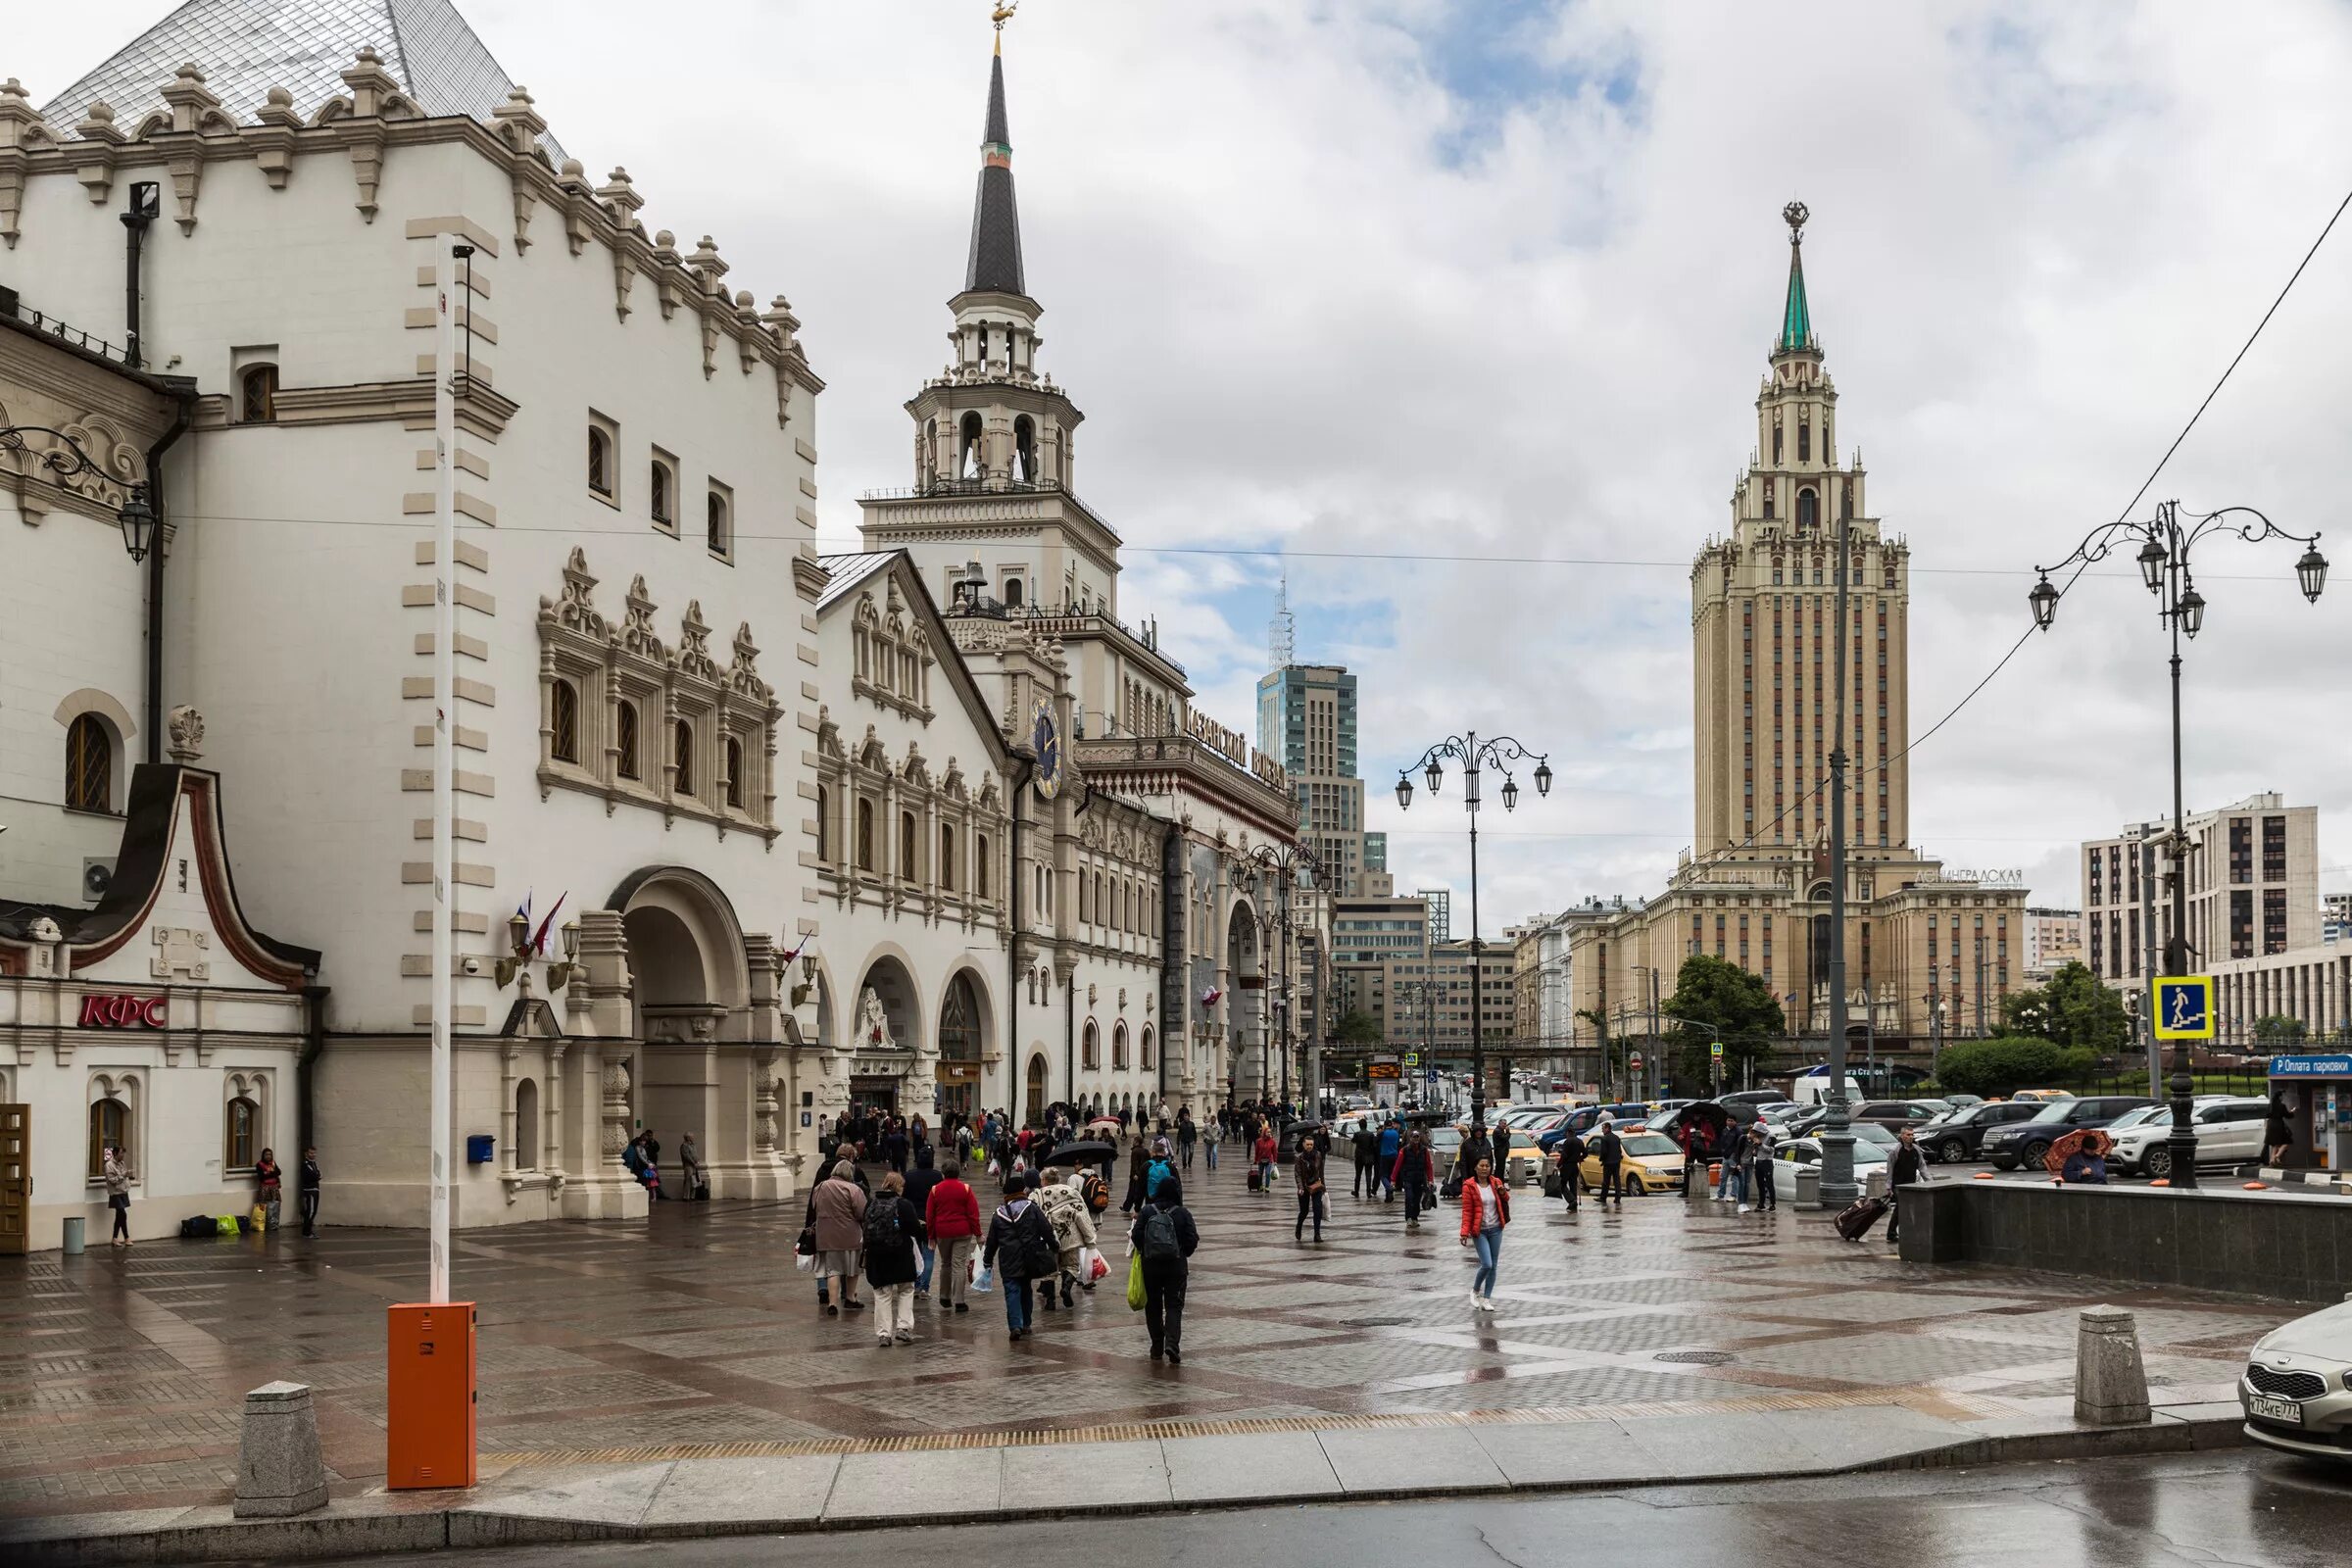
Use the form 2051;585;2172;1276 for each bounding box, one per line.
1552;1127;1585;1212
1594;1120;1625;1204
2264;1094;2293;1165
1718;1121;1747;1208
298;1146;322;1237
1201;1113;1220;1170
1731;1121;1761;1213
1748;1126;1778;1211
811;1158;869;1315
1492;1119;1512;1176
1122;1134;1151;1213
1458;1155;1511;1312
1458;1123;1493;1187
1176;1108;1198;1170
678;1132;707;1200
1293;1133;1327;1243
1394;1129;1435;1229
883;1120;909;1175
863;1171;927;1348
1351;1121;1378;1198
643;1128;663;1182
103;1144;133;1246
254;1148;284;1232
1376;1119;1401;1200
982;1172;1058;1341
1146;1138;1176;1202
1886;1127;1926;1245
1132;1174;1200;1362
905;1145;945;1298
1677;1120;1701;1196
1251;1124;1278;1195
925;1157;983;1314
1034;1169;1099;1310
2060;1142;2110;1184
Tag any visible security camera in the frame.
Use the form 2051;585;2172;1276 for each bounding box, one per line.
460;956;483;976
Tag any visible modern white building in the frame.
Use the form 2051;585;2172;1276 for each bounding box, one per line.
2082;794;2320;987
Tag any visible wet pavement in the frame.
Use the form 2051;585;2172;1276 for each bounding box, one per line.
334;1449;2352;1568
0;1152;2299;1522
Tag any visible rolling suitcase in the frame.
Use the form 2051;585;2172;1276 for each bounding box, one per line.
1247;1166;1261;1193
1835;1195;1888;1242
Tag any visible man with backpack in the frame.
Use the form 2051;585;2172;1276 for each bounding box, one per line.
862;1171;928;1348
1145;1138;1177;1202
904;1147;945;1299
1131;1174;1200;1362
982;1171;1058;1342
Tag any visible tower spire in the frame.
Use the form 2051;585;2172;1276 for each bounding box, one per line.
1270;569;1296;667
1777;200;1814;355
966;8;1027;297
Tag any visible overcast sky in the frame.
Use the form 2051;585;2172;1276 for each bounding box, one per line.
13;1;2352;935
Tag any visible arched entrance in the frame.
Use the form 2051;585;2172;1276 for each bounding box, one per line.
1025;1054;1050;1127
937;969;989;1120
1226;898;1263;1102
610;867;752;1198
848;954;922;1117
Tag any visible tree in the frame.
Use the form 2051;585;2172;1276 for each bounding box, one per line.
1933;1036;2091;1097
1335;1010;1383;1048
1662;955;1787;1090
1998;960;2132;1054
2253;1014;2308;1044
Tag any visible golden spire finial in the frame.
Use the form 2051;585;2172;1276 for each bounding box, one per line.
993;2;1017;51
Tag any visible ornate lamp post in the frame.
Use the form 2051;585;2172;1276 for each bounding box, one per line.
1247;840;1324;1113
1395;733;1551;1132
2030;500;2326;1189
1;422;155;558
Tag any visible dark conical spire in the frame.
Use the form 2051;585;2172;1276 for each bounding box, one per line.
1776;200;1815;355
964;48;1027;296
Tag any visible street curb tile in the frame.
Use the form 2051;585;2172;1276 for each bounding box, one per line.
824;1448;1004;1521
1161;1431;1338;1503
640;1454;843;1531
1316;1427;1508;1494
1004;1440;1173;1510
1467;1417;1657;1488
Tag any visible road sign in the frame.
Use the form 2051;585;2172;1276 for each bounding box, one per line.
1425;1068;1442;1083
1709;1041;1724;1060
1401;1054;1420;1067
2153;975;2216;1041
1367;1061;1401;1080
1628;1052;1643;1070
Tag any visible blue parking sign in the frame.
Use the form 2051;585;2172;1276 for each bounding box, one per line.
2153;975;2215;1041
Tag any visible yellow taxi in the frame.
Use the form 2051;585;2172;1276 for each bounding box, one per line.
1571;1129;1688;1196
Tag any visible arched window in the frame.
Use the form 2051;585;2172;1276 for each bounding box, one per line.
1112;1023;1129;1070
1141;1025;1155;1071
1079;870;1092;923
550;680;580;763
1771;424;1783;464
975;834;991;899
514;1079;539;1169
1762;483;1775;519
901;812;918;880
817;786;832;862
64;712;113;813
1013;416;1036;483
959;412;984;477
587;426;612;496
940;824;956;892
1797;422;1811;462
707;487;732;558
672;718;695;796
616;701;641;780
651;456;675;531
224;1096;258;1171
724;736;745;808
86;1098;131;1179
240;364;278;423
857;800;875;870
1095;873;1107;926
1797;488;1818;532
1083;1020;1101;1069
1004;577;1023;609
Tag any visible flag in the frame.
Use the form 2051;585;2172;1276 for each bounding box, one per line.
529;892;568;956
1200;986;1223;1007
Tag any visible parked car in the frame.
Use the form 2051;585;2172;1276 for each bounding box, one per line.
1718;1090;1794;1114
1921;1099;2050;1163
1558;1103;1650;1138
1980;1096;2156;1169
2110;1098;2276;1178
1774;1132;1893;1183
1937;1094;1985;1109
2240;1295;2352;1462
1852;1099;1951;1135
2007;1089;2078;1103
1572;1131;1687;1196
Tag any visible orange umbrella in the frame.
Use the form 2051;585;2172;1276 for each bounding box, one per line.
2044;1126;2112;1176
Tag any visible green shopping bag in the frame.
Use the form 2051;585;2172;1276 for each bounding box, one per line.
1126;1249;1147;1311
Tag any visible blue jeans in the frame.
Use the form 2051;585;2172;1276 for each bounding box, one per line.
1004;1276;1034;1333
1471;1226;1503;1297
917;1243;935;1292
1205;1144;1218;1168
1720;1166;1746;1202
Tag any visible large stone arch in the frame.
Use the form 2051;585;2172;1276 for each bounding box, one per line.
936;961;995;1120
607;866;760;1199
847;945;925;1118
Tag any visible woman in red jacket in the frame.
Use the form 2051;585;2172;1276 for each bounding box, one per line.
923;1159;985;1313
1457;1155;1510;1312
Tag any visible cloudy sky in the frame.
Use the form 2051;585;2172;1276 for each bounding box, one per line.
14;0;2352;933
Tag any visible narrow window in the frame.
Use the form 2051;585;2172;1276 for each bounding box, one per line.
651;455;676;531
858;800;875;870
87;1099;130;1180
240;365;278;423
724;736;745;808
1797;487;1818;531
1004;577;1023;609
65;712;114;812
940;824;956;892
975;834;991;898
588;426;612;496
707;486;732;559
1762;483;1776;519
901;812;918;880
1013;415;1037;484
550;680;580;763
514;1080;539;1168
1797;422;1811;462
224;1097;257;1171
1772;424;1783;464
1083;1021;1100;1070
616;702;641;780
817;786;832;862
672;718;695;796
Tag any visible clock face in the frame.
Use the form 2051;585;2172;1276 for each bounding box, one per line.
1031;700;1062;800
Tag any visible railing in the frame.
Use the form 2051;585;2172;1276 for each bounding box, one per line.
0;289;135;367
858;474;1123;541
942;600;1186;677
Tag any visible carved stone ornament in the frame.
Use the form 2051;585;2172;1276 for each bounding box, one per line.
166;704;205;762
621;575;666;660
856;988;895;1052
677;599;717;680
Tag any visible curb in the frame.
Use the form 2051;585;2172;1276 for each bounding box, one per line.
1;1414;2253;1565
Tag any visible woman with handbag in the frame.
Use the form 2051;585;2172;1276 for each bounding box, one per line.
1457;1155;1511;1313
103;1146;133;1246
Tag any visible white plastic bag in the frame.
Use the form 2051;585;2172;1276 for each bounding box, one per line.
793;1251;816;1273
971;1264;994;1294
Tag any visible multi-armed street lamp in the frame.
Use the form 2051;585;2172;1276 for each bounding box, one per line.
2030;500;2326;1190
1247;839;1325;1112
1396;734;1551;1133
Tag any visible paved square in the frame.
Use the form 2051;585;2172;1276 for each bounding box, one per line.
0;1153;2289;1523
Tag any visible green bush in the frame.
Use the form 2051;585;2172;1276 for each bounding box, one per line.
1931;1037;2092;1098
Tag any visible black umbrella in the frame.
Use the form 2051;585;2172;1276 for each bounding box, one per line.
1041;1140;1115;1166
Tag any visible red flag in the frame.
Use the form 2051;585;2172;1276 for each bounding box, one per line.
529;892;567;956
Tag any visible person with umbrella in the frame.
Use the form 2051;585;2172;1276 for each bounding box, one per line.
2048;1127;2112;1185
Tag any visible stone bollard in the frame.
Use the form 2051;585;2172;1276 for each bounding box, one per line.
235;1381;328;1517
2074;1306;2152;1425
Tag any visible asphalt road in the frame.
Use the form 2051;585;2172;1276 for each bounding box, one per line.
314;1450;2352;1568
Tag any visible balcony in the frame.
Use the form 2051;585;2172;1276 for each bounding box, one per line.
859;474;1123;542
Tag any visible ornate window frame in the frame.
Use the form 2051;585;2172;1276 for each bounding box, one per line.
222;1069;270;1174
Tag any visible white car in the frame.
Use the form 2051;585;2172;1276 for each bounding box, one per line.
2242;1298;2352;1462
2109;1097;2274;1179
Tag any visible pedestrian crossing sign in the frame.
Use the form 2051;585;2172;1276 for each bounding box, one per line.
2153;975;2215;1041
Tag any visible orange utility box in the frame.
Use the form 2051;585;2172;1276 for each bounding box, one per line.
386;1301;476;1490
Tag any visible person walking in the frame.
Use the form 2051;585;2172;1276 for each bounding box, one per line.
1201;1113;1220;1171
1132;1174;1200;1362
1251;1125;1279;1195
811;1159;869;1315
678;1133;707;1200
982;1172;1058;1341
1293;1134;1327;1243
1552;1127;1585;1212
1376;1119;1401;1201
925;1158;983;1313
1121;1135;1152;1214
254;1149;284;1232
1458;1155;1510;1312
1176;1109;1198;1170
298;1147;322;1238
1146;1138;1177;1203
1034;1169;1099;1311
103;1145;133;1246
1747;1125;1778;1211
1350;1122;1378;1198
2264;1094;2293;1165
862;1171;927;1348
1729;1121;1761;1213
1394;1129;1436;1229
905;1146;945;1299
1677;1120;1702;1196
1594;1120;1625;1204
1886;1127;1926;1245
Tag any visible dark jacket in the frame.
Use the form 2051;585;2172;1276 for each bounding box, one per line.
1392;1142;1435;1186
904;1164;945;1217
861;1195;927;1287
982;1197;1056;1280
1890;1145;1927;1188
1594;1126;1624;1164
1294;1149;1325;1192
1129;1198;1200;1274
300;1157;321;1192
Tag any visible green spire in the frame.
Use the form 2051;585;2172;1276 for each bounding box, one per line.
1777;200;1814;354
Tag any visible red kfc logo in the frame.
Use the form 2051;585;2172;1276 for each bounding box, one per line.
77;994;168;1029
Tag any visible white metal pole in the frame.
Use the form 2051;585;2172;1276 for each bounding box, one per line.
428;245;459;1303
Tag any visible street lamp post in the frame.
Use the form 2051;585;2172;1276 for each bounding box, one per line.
1396;733;1551;1133
1247;841;1323;1115
2031;499;2327;1190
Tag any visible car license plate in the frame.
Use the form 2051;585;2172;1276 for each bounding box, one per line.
2248;1395;2304;1424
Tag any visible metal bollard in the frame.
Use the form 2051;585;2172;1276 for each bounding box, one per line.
2074;1306;2152;1425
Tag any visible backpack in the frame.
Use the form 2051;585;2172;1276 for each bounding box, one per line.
1082;1172;1110;1213
862;1199;903;1255
1010;1205;1058;1279
1136;1206;1182;1264
1146;1158;1173;1199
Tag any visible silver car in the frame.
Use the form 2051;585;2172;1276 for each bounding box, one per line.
2241;1297;2352;1461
